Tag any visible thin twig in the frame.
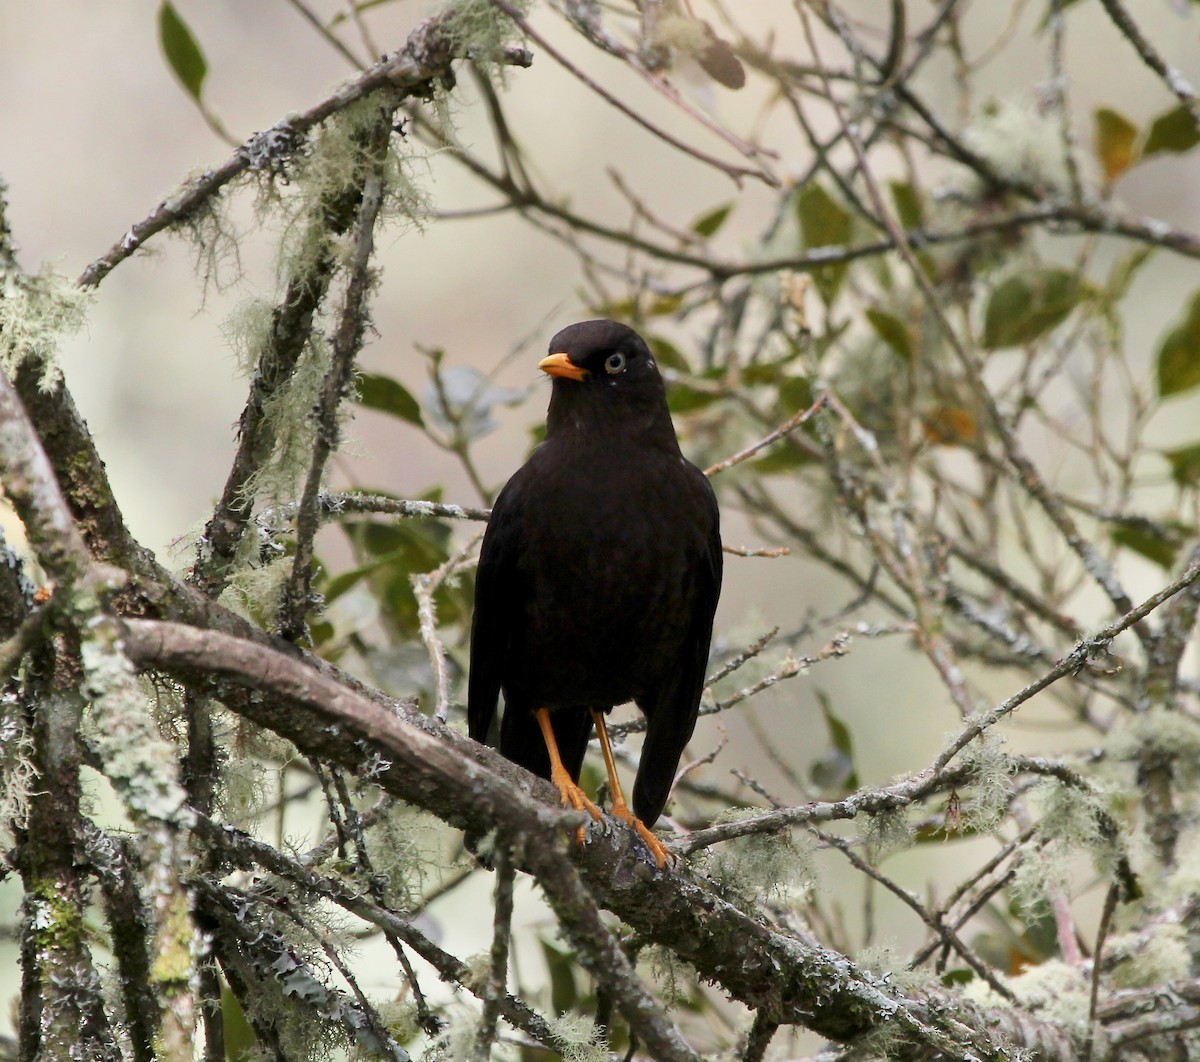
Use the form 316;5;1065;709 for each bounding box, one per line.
77;15;532;288
1097;0;1200;126
704;397;825;476
413;529;485;721
485;0;772;187
473;849;516;1060
809;823;1016;1001
1083;882;1120;1062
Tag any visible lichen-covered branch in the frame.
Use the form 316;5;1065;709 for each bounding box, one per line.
278;108;393;639
75;12;532;290
119;615;1086;1058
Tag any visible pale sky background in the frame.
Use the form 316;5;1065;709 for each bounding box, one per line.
1;0;1199;1047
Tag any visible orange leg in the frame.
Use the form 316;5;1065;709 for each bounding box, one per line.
535;708;604;845
590;709;673;869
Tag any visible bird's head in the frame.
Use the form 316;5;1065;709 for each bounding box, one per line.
540;320;675;445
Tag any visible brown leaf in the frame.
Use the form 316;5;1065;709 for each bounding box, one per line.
698;31;745;90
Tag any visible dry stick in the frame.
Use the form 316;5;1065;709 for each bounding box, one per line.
430;108;1140;278
677;556;1200;856
798;3;1155;654
935;557;1200;770
561;0;777;169
200;878;405;1057
807;381;971;714
76;15;532;289
186;18;522;596
1099;979;1200;1047
723;543;790;558
0;369;98;587
121;618;1075;1059
413;529;485;722
809;823;1016;1002
1047;0;1086;205
275;898;400;1055
1082;882;1120;1062
704;396;826;477
859;0;1196;498
741;1009;779;1062
194;816;566;1052
485;0;772;187
0;371;128;1054
282;0;367;70
81;827;163;1062
473;850;516;1061
1097;0;1200;126
327;768;437;1029
910;830;1035;970
192;176;380;597
3;362;198;1047
707;627;780;687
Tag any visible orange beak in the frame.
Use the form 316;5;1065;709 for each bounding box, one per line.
539;352;589;382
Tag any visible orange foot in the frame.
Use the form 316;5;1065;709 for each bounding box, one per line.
609;798;673;869
548;760;605;845
535;707;605;845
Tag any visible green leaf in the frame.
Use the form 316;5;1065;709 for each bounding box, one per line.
691;202;733;239
1111;525;1180;570
1106;246;1155;300
742;360;793;386
796;183;852;306
334;517;456;636
797;183;852;249
982;269;1082;349
592;294;682;320
322;562;375;606
1157;293;1200;397
866;308;915;361
540;940;581;1014
809;691;858;793
221;985;257;1061
778;374;814;415
647;335;691;373
1094;107;1139;182
158;2;208;101
889;180;924;230
1165;443;1200;489
667;381;722;414
1143;104;1200;157
356;371;425;427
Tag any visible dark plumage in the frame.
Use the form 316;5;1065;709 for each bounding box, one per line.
468;320;722;866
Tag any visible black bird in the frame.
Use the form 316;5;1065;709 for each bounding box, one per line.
468;320;722;867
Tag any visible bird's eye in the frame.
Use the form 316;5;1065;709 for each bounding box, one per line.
604;352;627;375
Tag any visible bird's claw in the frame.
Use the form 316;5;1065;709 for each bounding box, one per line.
550;772;605;844
609;799;674;869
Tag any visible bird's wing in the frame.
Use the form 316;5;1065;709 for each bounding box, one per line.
468;476;525;745
632;474;723;825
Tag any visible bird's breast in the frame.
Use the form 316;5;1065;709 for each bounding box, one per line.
505;447;711;707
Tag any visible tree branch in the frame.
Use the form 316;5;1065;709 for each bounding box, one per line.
119;616;1083;1057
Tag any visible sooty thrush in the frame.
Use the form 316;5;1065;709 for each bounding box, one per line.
468;320;722;867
